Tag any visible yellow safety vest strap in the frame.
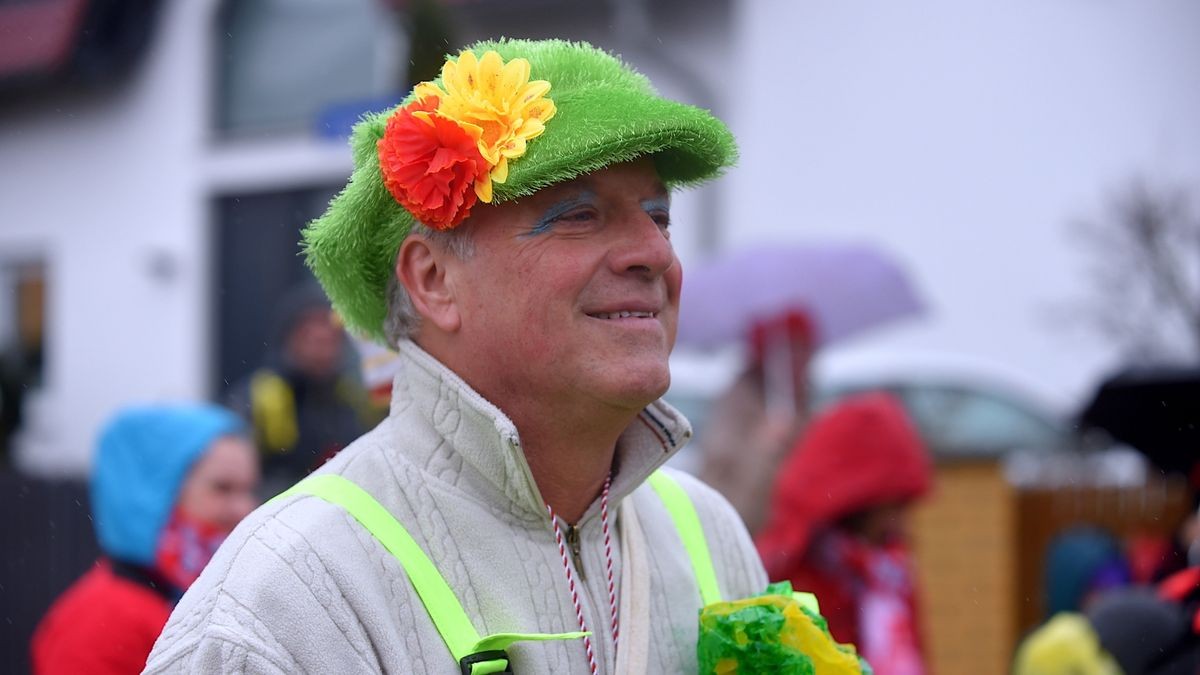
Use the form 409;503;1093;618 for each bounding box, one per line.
647;470;723;606
276;475;585;675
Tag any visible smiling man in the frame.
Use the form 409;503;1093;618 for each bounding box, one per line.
145;39;765;674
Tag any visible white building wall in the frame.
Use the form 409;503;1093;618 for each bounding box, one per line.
0;0;212;475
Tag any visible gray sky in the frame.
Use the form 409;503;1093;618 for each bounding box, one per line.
719;0;1200;402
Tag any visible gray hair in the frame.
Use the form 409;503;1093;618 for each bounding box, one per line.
383;224;474;349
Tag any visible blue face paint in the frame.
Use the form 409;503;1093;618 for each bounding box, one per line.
640;196;671;227
525;190;599;237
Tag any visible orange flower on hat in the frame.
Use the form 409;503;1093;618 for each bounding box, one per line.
378;50;555;229
377;95;491;231
414;49;557;201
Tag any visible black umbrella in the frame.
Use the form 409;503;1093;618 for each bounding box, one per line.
1079;366;1200;477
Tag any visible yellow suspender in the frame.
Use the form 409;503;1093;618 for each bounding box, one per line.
647;472;824;614
276;475;585;675
278;469;722;672
646;470;723;606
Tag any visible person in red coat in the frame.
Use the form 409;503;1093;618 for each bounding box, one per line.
31;404;259;674
755;391;933;675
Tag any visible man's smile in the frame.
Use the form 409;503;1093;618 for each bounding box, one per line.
587;310;659;320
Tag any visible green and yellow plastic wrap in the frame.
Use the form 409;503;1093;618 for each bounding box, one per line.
697;582;872;675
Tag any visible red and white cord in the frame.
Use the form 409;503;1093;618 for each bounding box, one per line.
547;474;618;675
600;479;619;651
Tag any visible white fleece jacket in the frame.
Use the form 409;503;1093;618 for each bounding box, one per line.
144;341;766;674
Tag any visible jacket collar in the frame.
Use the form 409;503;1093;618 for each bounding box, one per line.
392;340;693;523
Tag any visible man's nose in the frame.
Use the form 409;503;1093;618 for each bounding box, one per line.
610;212;675;278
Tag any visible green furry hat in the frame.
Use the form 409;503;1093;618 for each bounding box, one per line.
302;38;737;344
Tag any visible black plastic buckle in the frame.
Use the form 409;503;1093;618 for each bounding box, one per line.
459;649;512;675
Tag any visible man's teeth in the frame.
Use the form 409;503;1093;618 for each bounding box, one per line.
593;311;656;319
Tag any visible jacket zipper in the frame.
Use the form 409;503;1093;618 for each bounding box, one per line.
565;525;586;581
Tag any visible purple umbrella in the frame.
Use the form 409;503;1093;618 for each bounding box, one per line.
678;242;926;349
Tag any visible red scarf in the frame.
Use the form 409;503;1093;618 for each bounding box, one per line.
154;507;231;591
820;531;925;675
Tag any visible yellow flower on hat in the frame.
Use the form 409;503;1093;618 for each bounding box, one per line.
414;49;557;202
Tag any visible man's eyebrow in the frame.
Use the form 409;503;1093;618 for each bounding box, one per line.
641;196;670;211
525;190;598;236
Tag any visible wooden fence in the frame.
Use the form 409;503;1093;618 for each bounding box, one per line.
910;459;1193;675
1013;474;1193;633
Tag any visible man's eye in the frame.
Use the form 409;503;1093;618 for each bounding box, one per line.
649;211;671;229
554;208;596;223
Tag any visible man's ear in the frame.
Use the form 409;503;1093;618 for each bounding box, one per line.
395;236;462;333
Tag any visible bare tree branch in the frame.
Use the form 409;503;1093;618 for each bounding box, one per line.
1069;178;1200;361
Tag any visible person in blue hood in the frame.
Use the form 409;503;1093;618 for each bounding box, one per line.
31;404;260;675
1043;527;1131;619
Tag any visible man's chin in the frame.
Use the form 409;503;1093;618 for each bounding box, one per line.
601;364;671;410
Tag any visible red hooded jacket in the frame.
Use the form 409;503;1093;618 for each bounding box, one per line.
755;392;932;654
31;560;174;674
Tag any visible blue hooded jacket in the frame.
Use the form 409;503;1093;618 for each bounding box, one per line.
1044;527;1131;618
90;404;245;565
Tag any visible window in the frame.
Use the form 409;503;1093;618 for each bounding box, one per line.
0;260;46;461
215;0;406;137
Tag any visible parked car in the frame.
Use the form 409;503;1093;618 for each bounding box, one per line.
812;352;1078;458
665;349;1085;469
818;380;1071;456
